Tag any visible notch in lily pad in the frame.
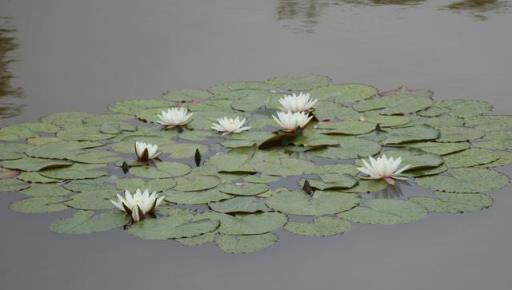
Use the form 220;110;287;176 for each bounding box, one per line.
302;179;314;195
194;149;202;167
121;161;130;174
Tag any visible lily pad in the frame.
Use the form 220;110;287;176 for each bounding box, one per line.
266;74;331;91
353;87;433;115
402;141;470;155
65;189;118;210
209;196;269;213
50;210;129;234
130;162;191;178
339;199;427;225
10;196;70;213
17;172;61;184
116;178;177;192
21;184;72;197
128;216;219;240
284;217;352;236
216;233;278;254
218;183;269;196
177;232;217;246
0;178;31;192
443;148;499;168
205;212;287;235
417;168;509;193
40;164;107;180
464;115;512;131
165;189;232;204
410;192;493;214
1;157;72;172
317;120;376;135
435;99;492;117
310;84;377;103
383;149;444;170
173;175;221;192
159;143;208;158
437;126;485;142
266;190;360;216
382;125;439;144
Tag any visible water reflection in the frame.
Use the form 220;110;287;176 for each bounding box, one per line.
444;0;508;20
0;17;22;119
277;0;509;32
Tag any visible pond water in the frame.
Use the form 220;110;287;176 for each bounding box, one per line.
1;1;512;290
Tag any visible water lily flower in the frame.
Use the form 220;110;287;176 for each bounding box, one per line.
211;116;251;135
272;111;313;133
110;189;165;222
134;141;160;162
279;92;318;112
357;155;411;185
157;107;193;129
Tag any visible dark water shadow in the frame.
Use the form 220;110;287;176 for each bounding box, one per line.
0;17;22;119
277;0;509;32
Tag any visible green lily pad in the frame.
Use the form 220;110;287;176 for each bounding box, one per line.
266;190;360;216
410;192;493;214
173;175;221;192
344;179;389;193
130;162;191;179
266;74;331;91
177;232;217;246
209;196;269;213
10;196;70;213
65;189;118;210
159;143;208;158
63;176;119;192
204;212;287;235
116;178;176;192
0;178;31;192
310;84;377;103
310;137;381;160
437;126;485;142
26;141;103;159
41;112;92;127
409;115;464;128
284;217;352;236
50;210;129;234
164;189;232;204
339;199;427;225
435;99;492;117
216;233;278;254
57;126;115;141
127;216;219;240
1;157;72;172
383;149;444;170
475;131;512;150
218;183;269;196
464;115;512;131
21;184;72;197
417;168;509;193
317;120;376;135
65;150;121;164
40;164;107;180
244;174;280;184
17;172;61;183
402;141;470;155
301;174;358;190
162;89;212;102
108;99;173;115
353;86;433;115
443;148;499;168
382;125;439;144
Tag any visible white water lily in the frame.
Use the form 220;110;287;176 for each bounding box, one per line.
157;107;193;128
134;141;160;161
279;92;318;112
272;111;313;132
357;155;411;185
110;189;165;222
211;116;251;135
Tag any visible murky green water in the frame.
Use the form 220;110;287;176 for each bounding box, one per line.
1;1;512;289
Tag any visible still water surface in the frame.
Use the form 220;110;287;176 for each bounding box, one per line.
1;1;512;289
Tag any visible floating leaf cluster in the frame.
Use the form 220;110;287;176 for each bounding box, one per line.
1;75;511;254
